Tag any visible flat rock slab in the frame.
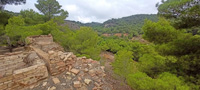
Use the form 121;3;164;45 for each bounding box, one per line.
70;69;80;75
52;78;60;84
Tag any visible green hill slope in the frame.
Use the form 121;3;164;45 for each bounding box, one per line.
65;14;158;36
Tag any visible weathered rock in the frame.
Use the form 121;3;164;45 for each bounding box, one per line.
67;57;73;61
52;78;60;84
57;51;63;56
93;76;99;82
72;73;75;77
61;83;66;86
71;69;80;74
97;79;101;83
92;86;101;90
73;81;81;88
102;73;106;77
42;82;47;86
48;51;54;55
71;54;76;58
66;72;71;75
89;69;96;76
96;69;103;74
68;65;72;71
77;86;88;90
0;35;116;90
49;86;56;90
82;56;87;59
84;68;89;72
60;54;65;60
100;66;105;70
67;76;72;80
88;64;92;69
63;53;73;61
94;82;100;87
84;79;92;85
23;52;38;65
78;77;82;81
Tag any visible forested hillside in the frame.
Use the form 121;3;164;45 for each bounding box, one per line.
99;14;158;35
65;14;158;37
1;0;200;90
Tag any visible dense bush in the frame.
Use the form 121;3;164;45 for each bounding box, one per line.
127;72;190;90
138;53;167;77
143;18;178;44
127;72;155;90
155;72;190;90
52;27;101;60
20;9;45;25
5;16;43;46
112;49;135;78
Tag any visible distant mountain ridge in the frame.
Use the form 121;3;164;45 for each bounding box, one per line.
65;14;158;35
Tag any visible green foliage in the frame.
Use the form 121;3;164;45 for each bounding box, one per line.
143;18;178;44
157;0;200;29
139;54;167;77
112;49;135;78
52;26;101;60
99;37;156;61
127;72;190;90
99;38;122;53
4;16;59;46
37;20;59;35
158;33;200;56
5;16;42;45
142;17;200;88
156;34;200;86
0;11;12;27
186;26;200;35
155;72;190;90
127;72;155;90
35;0;68;21
20;9;45;25
69;27;100;60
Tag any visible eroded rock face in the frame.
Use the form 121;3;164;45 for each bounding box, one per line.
1;35;113;90
23;52;39;66
27;35;64;52
0;51;48;90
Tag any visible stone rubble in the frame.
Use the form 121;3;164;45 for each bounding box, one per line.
0;35;113;90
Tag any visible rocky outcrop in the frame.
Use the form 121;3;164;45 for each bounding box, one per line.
0;35;113;90
0;51;48;90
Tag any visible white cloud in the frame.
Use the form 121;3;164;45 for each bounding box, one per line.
64;5;78;12
5;0;161;23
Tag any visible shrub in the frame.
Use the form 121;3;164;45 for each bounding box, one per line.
127;72;155;90
143;18;178;44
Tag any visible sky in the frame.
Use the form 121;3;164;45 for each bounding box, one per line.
5;0;160;23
